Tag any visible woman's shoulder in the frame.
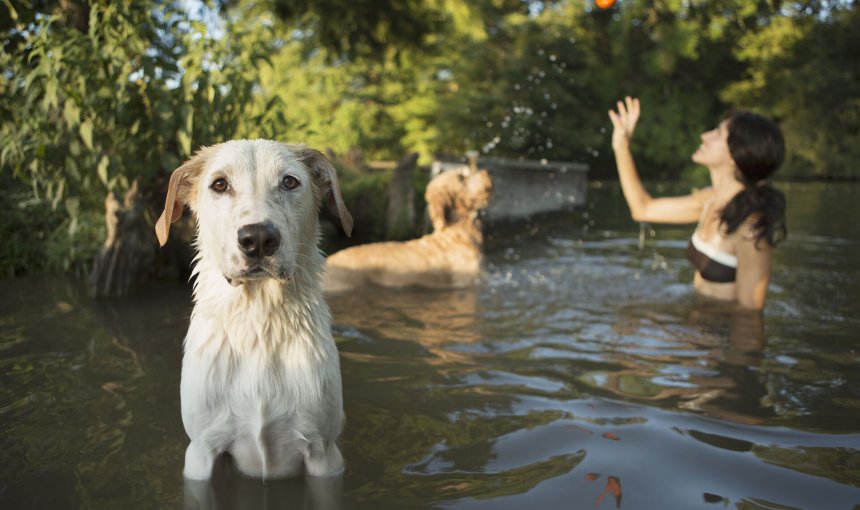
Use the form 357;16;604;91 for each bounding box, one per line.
690;186;715;205
731;214;772;250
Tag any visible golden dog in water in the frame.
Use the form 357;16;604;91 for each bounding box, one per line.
324;167;493;292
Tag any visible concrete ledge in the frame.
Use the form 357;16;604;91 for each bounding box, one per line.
432;157;589;222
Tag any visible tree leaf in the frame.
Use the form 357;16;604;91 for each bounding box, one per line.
42;79;59;111
63;100;81;128
79;119;94;151
97;155;110;186
177;130;192;157
3;0;18;21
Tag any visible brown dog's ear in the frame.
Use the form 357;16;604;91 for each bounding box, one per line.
297;146;354;237
154;150;208;246
425;182;449;231
425;171;458;231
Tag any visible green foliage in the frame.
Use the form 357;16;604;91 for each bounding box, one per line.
0;176;101;276
722;4;860;178
2;0;858;274
1;0;272;273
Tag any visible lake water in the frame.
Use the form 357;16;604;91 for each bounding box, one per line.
1;182;859;509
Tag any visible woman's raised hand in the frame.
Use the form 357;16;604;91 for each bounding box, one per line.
608;96;641;150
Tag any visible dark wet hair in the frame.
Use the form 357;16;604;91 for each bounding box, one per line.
720;111;787;247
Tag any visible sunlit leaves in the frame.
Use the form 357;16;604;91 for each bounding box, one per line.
79;119;94;151
0;0;268;272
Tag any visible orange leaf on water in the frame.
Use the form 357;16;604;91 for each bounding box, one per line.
595;476;623;508
607;476;622;498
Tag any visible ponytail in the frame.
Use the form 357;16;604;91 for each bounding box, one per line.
720;111;787;247
720;180;787;247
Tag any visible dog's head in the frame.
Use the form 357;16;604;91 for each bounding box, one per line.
425;167;493;231
155;140;352;285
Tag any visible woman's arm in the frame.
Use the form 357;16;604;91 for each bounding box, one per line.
734;231;772;311
609;97;709;224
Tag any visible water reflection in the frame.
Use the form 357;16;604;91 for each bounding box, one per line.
681;302;769;424
590;301;771;424
183;460;342;510
2;183;859;508
326;250;860;507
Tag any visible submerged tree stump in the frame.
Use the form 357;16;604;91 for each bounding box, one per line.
90;180;154;297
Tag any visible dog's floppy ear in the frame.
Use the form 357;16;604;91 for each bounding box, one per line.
297;147;354;237
425;171;458;231
425;183;450;231
154;150;208;246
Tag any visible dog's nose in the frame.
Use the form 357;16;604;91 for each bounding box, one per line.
237;222;281;258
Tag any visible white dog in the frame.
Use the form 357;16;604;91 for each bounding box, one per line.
155;140;353;481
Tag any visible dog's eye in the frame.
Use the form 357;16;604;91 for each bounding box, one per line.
210;178;229;193
282;175;300;191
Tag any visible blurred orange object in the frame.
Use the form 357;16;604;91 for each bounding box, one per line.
595;0;616;8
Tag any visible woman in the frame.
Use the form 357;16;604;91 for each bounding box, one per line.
608;97;787;310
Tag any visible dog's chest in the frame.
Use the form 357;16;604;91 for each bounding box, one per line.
181;314;334;422
193;337;322;401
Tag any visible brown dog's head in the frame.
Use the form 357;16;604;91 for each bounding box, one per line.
155;140;352;284
425;167;493;231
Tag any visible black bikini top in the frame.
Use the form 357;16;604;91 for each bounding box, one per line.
687;232;737;283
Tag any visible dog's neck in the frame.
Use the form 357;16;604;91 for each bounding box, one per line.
443;211;484;247
188;236;331;354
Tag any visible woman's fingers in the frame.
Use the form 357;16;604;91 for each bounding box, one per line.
611;97;641;139
625;96;634;113
608;109;621;128
618;97;639;133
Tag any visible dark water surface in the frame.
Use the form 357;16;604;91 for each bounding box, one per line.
1;182;859;509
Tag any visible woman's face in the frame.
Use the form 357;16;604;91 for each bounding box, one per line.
692;120;735;170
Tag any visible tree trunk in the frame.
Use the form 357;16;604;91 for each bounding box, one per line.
385;152;418;240
90;180;154;297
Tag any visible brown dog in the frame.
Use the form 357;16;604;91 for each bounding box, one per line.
323;167;492;292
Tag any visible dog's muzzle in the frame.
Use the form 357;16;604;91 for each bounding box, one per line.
224;222;287;286
238;222;281;260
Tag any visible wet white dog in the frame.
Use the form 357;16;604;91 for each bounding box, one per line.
155;140;352;481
